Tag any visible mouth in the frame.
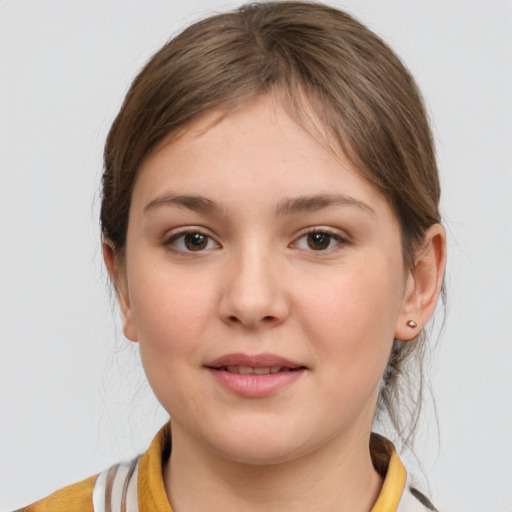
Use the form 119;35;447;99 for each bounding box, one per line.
209;365;305;375
204;353;307;397
205;353;307;373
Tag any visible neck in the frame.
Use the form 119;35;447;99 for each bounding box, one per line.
164;424;383;512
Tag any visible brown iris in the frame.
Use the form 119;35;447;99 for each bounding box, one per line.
307;232;331;250
184;233;208;251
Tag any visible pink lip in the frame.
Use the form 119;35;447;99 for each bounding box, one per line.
205;352;307;398
206;352;304;369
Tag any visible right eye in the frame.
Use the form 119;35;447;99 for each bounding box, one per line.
165;231;219;252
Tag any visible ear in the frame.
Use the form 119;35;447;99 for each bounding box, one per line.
395;224;447;341
102;241;138;342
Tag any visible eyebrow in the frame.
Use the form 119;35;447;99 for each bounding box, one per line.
144;193;224;215
143;192;375;217
275;194;376;217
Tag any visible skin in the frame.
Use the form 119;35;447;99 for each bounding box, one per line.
104;95;446;512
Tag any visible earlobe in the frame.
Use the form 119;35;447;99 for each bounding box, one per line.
102;241;138;342
395;224;447;341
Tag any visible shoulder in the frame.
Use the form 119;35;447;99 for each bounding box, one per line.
12;457;141;512
12;425;169;512
12;474;97;512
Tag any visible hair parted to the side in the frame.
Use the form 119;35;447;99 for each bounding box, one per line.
101;1;443;449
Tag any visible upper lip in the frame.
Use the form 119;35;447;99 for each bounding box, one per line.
205;352;305;370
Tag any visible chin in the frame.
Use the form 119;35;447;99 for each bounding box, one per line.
205;418;316;467
218;440;304;466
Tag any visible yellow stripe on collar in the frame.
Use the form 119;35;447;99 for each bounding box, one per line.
370;441;407;512
138;423;174;512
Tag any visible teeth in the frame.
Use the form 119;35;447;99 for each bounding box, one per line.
223;366;288;374
253;367;270;375
238;365;253;375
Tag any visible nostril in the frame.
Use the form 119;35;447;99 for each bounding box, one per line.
227;314;276;324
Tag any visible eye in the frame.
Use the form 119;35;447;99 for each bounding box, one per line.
166;231;219;252
294;230;345;251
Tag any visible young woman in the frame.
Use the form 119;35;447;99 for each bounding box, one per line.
15;2;446;511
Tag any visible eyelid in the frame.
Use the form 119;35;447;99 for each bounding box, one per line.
163;226;221;253
291;226;349;251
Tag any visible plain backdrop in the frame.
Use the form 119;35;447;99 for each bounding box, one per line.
1;1;511;511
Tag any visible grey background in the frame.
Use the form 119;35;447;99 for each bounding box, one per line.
1;1;511;510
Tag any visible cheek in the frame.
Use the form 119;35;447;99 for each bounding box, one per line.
127;265;217;415
128;262;215;363
296;260;404;383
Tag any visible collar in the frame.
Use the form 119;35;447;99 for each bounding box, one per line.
138;424;407;512
369;435;407;511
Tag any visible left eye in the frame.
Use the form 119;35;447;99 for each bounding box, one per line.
295;231;344;251
167;232;219;252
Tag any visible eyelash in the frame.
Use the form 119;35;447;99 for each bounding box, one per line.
163;227;348;254
163;228;220;253
293;228;348;252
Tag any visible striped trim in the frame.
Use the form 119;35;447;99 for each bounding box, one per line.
92;457;140;512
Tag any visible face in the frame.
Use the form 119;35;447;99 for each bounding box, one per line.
117;96;413;465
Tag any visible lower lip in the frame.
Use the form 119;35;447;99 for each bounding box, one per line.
207;368;305;397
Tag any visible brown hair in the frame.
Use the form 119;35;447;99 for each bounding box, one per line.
101;1;442;446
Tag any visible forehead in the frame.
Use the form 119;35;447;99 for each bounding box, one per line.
132;95;392;221
148;90;355;175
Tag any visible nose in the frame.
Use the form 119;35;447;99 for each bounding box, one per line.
218;245;289;329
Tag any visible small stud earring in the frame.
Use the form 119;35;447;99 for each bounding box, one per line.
406;320;418;328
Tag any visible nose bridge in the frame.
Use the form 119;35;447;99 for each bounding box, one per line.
219;237;288;328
